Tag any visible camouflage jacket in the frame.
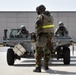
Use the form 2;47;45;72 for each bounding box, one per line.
35;11;54;35
55;26;68;36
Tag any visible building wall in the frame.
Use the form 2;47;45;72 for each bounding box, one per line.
0;11;76;43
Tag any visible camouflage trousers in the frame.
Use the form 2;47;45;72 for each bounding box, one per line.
35;33;52;67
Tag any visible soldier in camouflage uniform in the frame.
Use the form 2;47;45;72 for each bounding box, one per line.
18;25;29;38
54;21;68;37
33;5;54;72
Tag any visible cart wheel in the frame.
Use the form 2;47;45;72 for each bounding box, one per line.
63;47;70;65
7;48;15;65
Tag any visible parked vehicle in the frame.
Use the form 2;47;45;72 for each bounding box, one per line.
3;28;74;65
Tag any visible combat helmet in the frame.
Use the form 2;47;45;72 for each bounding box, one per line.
59;21;64;27
21;25;26;29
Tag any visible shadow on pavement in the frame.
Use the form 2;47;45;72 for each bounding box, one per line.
14;63;76;67
14;59;76;67
18;57;76;63
14;64;76;74
43;68;76;74
14;64;35;67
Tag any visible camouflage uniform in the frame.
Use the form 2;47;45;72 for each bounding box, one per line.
33;5;54;72
18;25;29;38
35;11;54;68
18;30;29;38
55;22;68;37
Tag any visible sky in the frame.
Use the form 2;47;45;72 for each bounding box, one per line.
0;0;76;11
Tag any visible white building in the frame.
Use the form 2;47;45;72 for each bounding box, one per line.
0;11;76;43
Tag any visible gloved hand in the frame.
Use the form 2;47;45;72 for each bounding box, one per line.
31;32;36;42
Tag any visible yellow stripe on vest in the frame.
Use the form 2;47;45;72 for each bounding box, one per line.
42;24;54;28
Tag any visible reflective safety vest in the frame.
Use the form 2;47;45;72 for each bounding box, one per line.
42;24;54;28
36;13;54;34
41;14;54;33
41;24;54;33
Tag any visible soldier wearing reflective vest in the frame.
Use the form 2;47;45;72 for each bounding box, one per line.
33;5;54;72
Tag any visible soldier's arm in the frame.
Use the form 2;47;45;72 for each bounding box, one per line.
35;15;43;30
17;30;22;38
50;15;54;24
64;27;69;34
54;27;59;36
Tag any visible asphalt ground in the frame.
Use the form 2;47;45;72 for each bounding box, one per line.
0;46;76;75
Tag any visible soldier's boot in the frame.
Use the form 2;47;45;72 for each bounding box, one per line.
33;66;41;72
44;55;50;70
45;65;49;70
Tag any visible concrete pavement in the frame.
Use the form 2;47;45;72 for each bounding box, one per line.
0;46;76;75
